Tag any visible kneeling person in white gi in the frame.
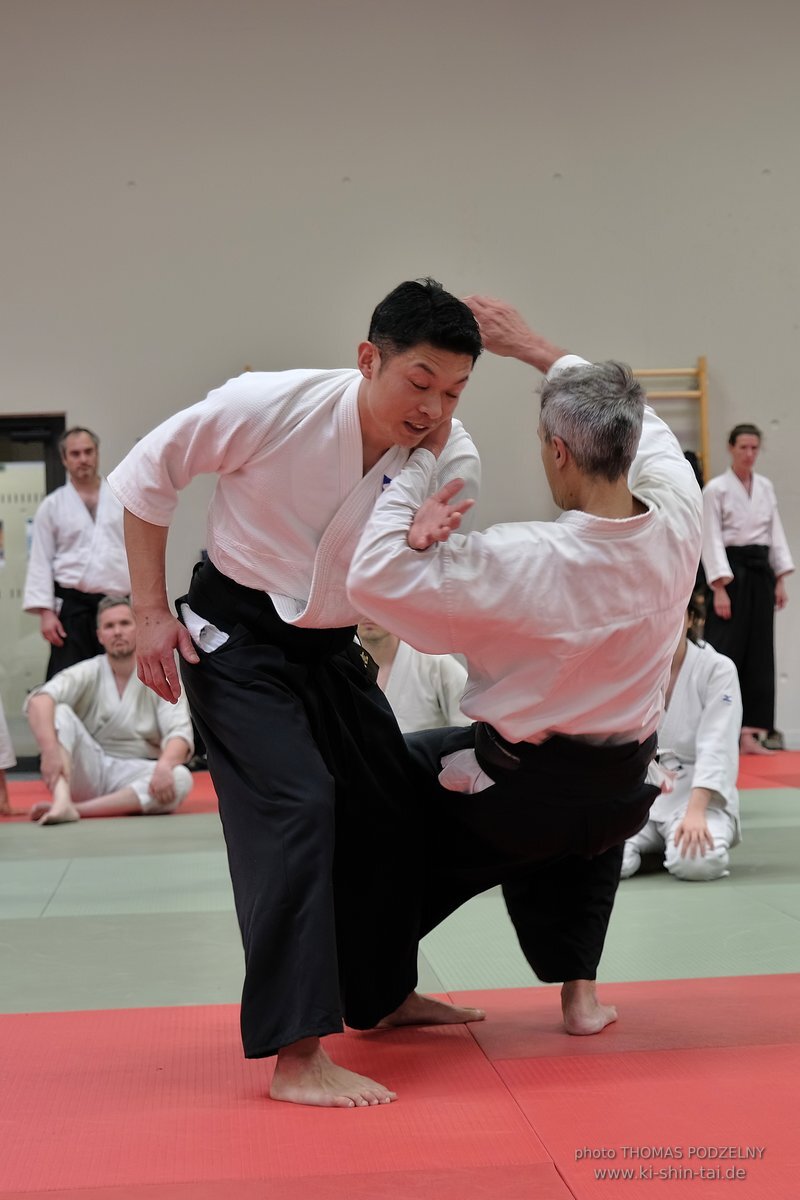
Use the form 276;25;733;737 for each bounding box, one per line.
26;596;193;825
622;596;741;881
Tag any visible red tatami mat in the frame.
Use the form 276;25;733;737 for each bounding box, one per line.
5;749;799;824
0;1004;553;1196
737;748;800;789
0;1164;569;1200
2;771;219;821
494;1044;796;1199
452;973;800;1059
2;977;798;1199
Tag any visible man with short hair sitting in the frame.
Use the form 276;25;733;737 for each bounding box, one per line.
27;596;193;825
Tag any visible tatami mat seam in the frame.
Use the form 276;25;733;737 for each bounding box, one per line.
38;858;73;918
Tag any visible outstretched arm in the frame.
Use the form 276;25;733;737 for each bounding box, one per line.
123;510;198;703
464;295;569;373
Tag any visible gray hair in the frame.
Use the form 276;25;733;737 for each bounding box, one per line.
539;361;644;482
96;595;132;625
59;426;100;454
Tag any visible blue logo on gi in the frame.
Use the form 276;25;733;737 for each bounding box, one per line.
722;694;733;705
382;475;393;492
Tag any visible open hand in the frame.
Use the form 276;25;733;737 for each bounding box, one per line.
135;606;199;702
408;479;475;551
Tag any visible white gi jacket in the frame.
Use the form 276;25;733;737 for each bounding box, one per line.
383;641;470;734
702;469;794;585
26;655;194;760
649;639;741;841
23;479;131;612
348;363;703;745
107;369;480;629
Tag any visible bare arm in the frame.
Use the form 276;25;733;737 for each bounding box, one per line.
463;295;568;373
26;693;69;791
123;510;198;703
673;787;715;858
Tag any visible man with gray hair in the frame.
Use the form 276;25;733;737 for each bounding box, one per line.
24;426;130;679
26;595;193;825
348;296;702;1036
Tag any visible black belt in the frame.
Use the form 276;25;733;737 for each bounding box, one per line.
725;544;772;573
474;720;657;800
183;559;356;664
53;584;106;611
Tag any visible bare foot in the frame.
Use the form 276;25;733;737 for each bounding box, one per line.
270;1039;396;1108
38;802;81;825
37;778;81;825
377;990;486;1028
561;980;617;1036
740;731;774;756
30;801;53;822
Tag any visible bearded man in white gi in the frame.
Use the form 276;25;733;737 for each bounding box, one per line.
106;279;486;1110
356;618;470;733
621;595;742;881
26;596;193;825
348;296;703;1038
702;424;793;755
23;427;131;680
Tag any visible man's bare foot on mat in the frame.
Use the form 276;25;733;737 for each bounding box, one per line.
561;980;617;1035
377;990;486;1027
270;1038;396;1108
32;778;80;825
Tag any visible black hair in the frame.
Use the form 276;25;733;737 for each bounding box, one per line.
368;277;482;364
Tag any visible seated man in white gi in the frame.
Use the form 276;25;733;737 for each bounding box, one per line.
621;594;742;882
26;596;193;825
357;618;470;733
348;296;703;1037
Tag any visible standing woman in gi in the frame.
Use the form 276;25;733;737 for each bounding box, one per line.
702;424;793;755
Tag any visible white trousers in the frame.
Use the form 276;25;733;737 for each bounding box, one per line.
55;705;192;813
621;807;738;882
0;697;16;770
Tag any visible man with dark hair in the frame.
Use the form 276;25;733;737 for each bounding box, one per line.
702;424;793;754
26;596;193;825
24;426;130;679
348;295;703;1037
107;278;485;1108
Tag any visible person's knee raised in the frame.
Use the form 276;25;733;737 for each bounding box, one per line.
620;843;641;878
666;844;730;881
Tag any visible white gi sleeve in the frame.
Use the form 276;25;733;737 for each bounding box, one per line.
155;690;194;755
23;497;58;612
436;419;481;524
24;660;96;716
701;482;734;586
434;655;470;726
766;481;794;577
107;376;288;527
347;449;493;655
629;407;703;536
690;650;742;803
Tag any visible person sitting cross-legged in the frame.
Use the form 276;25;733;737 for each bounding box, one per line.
26;595;193;825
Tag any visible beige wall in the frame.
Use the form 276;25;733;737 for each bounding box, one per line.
2;0;799;738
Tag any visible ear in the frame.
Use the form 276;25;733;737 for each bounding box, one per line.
357;341;380;379
550;434;569;469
